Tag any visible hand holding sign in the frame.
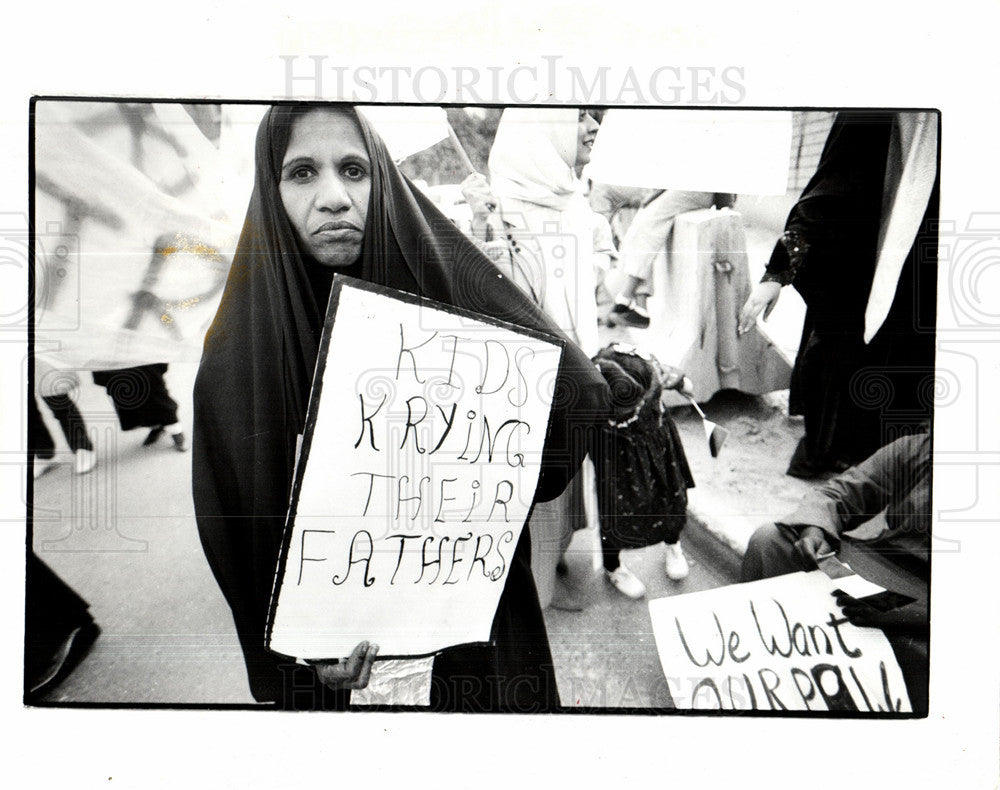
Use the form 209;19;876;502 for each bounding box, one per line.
832;591;928;636
312;642;380;691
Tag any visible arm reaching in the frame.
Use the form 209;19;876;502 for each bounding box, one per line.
738;281;782;335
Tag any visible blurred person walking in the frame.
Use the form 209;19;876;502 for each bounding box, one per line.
92;363;187;451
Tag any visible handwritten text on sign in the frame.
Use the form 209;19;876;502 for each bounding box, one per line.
268;281;562;659
648;571;912;712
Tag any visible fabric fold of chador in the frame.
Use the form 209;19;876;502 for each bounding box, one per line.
192;105;609;709
864;112;938;343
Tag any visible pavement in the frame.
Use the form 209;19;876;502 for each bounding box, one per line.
31;362;255;705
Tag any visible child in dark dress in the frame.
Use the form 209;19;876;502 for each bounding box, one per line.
593;343;695;598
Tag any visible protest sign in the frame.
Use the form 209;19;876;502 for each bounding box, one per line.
356;105;451;161
586;109;793;195
648;571;912;712
266;276;563;660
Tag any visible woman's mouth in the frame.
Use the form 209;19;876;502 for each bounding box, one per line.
313;221;362;240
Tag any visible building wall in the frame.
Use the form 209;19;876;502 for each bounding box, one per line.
787;111;836;191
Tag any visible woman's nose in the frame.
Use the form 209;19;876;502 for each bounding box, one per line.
314;172;351;212
585;113;600;132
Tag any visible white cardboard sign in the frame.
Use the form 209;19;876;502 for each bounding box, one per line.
586;109;793;195
267;277;563;660
649;571;913;712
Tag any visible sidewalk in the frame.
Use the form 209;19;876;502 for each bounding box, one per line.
542;385;813;708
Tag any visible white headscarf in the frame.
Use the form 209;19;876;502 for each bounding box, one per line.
488;107;579;211
485;108;601;356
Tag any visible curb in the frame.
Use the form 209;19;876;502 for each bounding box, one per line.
683;505;745;584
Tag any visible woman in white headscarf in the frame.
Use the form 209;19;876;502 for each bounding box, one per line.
463;107;606;608
466;107;606;356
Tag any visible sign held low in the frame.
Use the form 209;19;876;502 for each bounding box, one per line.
267;276;563;660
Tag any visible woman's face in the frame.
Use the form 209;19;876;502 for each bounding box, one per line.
279;108;371;268
575;110;600;167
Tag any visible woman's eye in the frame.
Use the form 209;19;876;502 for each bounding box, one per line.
342;164;368;181
291;166;314;181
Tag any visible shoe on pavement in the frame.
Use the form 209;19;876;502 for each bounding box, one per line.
33;457;59;479
664;542;689;581
171;432;188;452
143;426;165;446
74;449;96;475
605;564;647;599
27;620;101;699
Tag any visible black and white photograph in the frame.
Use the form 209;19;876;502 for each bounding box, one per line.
4;3;999;788
26;99;937;715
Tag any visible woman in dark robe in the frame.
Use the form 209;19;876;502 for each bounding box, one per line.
192;105;609;711
739;112;938;478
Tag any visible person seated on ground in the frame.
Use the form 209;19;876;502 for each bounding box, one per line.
611;190;737;328
740;431;930;711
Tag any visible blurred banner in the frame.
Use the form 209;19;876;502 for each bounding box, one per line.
586;109;793;195
34;101;245;373
356;105;450;162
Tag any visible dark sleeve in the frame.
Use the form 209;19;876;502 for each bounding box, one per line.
762;113;892;304
776;435;926;548
762;230;809;287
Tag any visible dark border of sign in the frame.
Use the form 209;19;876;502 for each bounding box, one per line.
264;273;567;663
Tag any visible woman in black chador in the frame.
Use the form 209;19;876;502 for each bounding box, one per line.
740;112;938;478
192;105;609;711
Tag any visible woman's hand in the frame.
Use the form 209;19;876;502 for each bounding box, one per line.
478;239;512;263
311;641;379;691
461;173;501;242
738;281;782;336
461;172;498;218
792;526;834;570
